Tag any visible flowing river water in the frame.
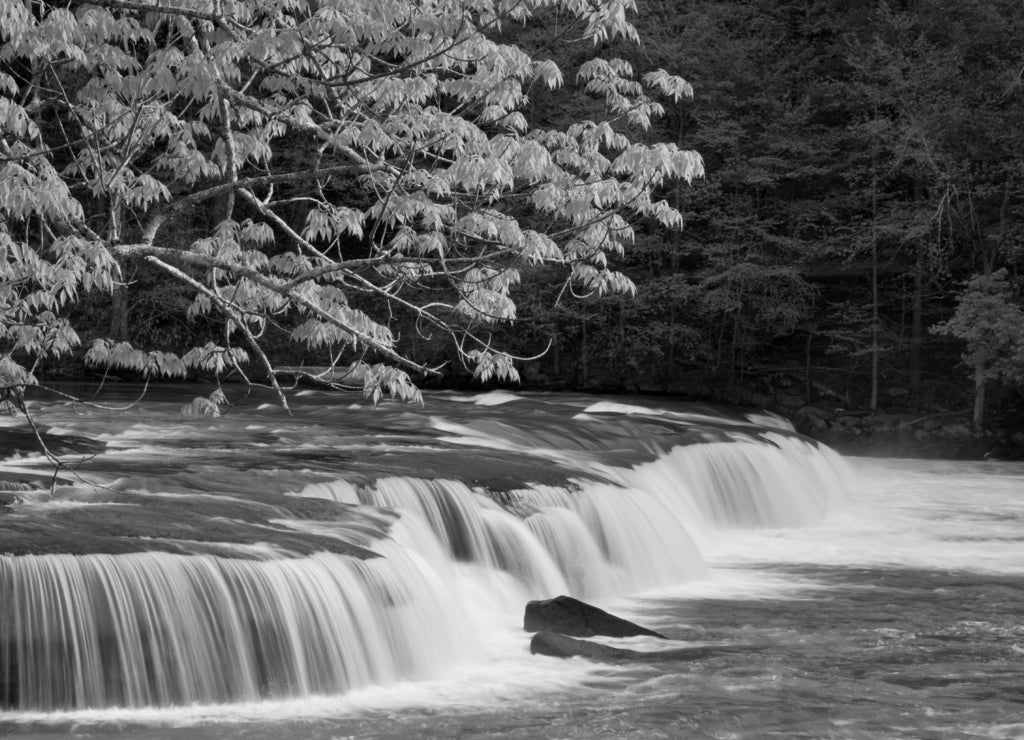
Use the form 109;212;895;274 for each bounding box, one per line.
0;388;1021;739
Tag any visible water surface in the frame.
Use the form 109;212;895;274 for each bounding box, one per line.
1;391;1020;738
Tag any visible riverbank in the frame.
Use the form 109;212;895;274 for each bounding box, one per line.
787;405;1024;460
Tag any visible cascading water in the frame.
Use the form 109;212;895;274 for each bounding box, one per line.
0;390;849;714
0;542;481;711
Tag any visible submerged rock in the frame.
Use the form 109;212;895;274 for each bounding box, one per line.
531;631;638;661
0;488;392;558
0;426;105;460
524;595;667;639
0;491;22;510
530;631;746;663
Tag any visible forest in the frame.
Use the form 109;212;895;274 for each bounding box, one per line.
2;0;1023;456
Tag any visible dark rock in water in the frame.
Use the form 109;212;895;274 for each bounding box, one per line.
0;426;105;460
524;595;667;638
0;491;22;511
0;470;71;492
530;631;749;663
531;631;638;661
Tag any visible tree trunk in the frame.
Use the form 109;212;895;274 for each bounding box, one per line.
728;315;739;391
909;178;926;396
580;308;588;388
804;327;813;402
972;364;985;434
667;297;676;387
910;245;923;395
870;166;879;412
109;280;129;340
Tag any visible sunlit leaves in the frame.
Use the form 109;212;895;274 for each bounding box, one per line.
521;231;564;264
119;173;171;209
446;155;515;196
0;229;112;359
0;99;40;140
571;264;637;297
0;356;36;390
180;389;230;417
611;143;704;187
0;163;83;224
533;59;564;90
456;267;520;322
239;220;275;248
1;0;702;401
642;69;694;103
290;284;394;351
85;339;187;378
182;344;250;374
303;206;365;242
467;349;520;383
362;364;422;404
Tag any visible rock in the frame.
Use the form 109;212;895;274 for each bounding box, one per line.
524;595;667;639
531;631;639;661
529;631;755;663
811;381;844;401
870;414;900;426
941;423;971;440
0;471;69;491
0;427;104;460
797;405;832;420
776;394;805;411
792;406;830;433
733;390;772;408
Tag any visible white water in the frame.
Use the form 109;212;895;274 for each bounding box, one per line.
0;393;851;719
1;448;1020;739
0;544;479;710
700;457;1024;576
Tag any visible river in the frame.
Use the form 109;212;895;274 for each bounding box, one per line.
1;389;1021;739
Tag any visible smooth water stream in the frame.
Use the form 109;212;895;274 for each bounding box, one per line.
1;389;1021;738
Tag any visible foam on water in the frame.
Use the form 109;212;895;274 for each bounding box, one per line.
702;458;1024;575
469;390;523;406
0;391;853;717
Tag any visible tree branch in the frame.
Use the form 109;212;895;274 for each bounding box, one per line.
144;254;292;411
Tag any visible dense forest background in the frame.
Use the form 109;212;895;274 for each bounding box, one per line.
44;0;1024;449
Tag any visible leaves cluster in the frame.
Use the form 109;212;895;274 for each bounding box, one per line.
0;0;702;404
932;270;1024;386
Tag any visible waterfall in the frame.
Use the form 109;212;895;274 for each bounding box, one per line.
0;542;477;711
299;432;844;599
618;432;847;528
0;396;850;712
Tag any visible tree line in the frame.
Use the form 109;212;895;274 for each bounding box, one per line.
496;0;1024;434
2;0;1023;434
